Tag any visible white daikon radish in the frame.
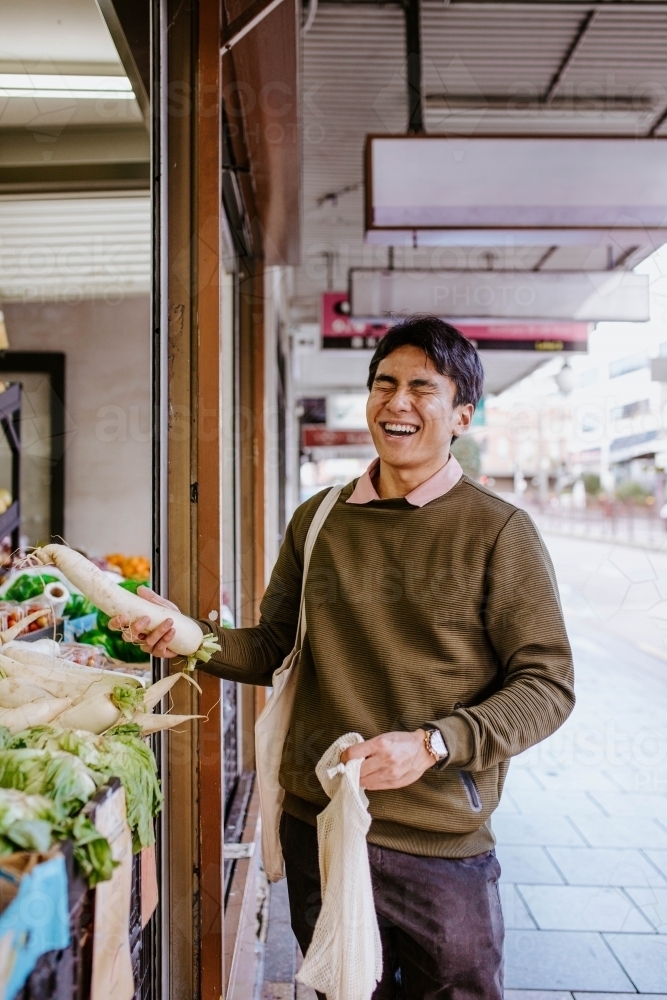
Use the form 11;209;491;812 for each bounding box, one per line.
53;692;124;735
0;678;52;708
0;697;72;733
0;609;48;644
52;681;145;735
143;671;201;711
31;545;218;666
1;644;143;689
0;653;133;701
132;712;204;735
19;638;60;655
3;642;75;669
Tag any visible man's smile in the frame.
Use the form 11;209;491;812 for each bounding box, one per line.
380;421;420;438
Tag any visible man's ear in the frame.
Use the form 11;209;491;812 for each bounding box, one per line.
454;403;474;435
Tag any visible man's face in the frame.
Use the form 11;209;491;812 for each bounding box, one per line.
366;345;474;471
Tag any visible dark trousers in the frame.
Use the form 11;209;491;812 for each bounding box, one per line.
281;813;504;1000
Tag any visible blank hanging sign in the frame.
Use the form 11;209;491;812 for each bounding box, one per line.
366;136;667;232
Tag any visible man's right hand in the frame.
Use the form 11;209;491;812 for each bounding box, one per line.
108;585;181;658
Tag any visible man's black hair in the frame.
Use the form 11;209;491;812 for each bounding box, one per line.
366;315;484;408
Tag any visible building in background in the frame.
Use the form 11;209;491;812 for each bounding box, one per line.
474;247;667;510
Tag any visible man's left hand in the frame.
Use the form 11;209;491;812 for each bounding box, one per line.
340;730;436;790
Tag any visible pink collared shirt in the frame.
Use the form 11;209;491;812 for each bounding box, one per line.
347;454;463;507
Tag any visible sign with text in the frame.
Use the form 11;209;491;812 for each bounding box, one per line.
322;291;390;349
302;425;373;448
323;293;589;351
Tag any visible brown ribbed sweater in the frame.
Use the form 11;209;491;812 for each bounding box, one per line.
201;477;574;857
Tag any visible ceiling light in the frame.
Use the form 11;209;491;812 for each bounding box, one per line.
555;362;576;395
0;74;135;100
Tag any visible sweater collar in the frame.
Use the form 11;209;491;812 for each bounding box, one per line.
347;454;463;507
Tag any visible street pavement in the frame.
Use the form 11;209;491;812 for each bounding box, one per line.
500;532;667;997
261;531;667;999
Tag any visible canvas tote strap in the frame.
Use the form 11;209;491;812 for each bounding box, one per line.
296;486;342;648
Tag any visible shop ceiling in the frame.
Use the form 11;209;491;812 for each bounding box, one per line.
0;0;149;194
0;0;151;301
292;0;667;396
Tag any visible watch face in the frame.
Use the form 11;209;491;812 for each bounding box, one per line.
430;729;447;757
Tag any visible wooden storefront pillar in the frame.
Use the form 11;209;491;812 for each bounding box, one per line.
196;0;225;997
161;0;225;996
162;0;198;996
238;259;267;770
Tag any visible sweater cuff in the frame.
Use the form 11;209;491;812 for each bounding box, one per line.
197;619;214;636
429;715;475;769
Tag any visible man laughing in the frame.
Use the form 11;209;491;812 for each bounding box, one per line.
132;316;574;1000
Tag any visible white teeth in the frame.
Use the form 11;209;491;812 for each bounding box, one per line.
384;423;418;434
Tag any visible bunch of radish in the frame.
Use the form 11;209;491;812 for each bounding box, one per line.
0;642;202;735
0;545;213;735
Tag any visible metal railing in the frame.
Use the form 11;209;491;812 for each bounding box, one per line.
526;500;667;550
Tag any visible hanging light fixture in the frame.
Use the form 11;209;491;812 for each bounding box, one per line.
555;361;575;395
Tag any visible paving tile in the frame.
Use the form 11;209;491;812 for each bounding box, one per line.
528;768;620;794
497;791;522;815
569;816;667;850
604;934;667;993
626;886;667;932
493;814;588;848
517;885;653;932
509;790;606;817
264;880;297;982
497;845;565;885
505;768;546;792
645;850;667;879
589;792;667;821
500;883;537;929
505;930;634;991
631;772;667;796
505;992;572;1000
573;995;667;1000
602;767;656;794
546;847;667;887
262;985;294;1000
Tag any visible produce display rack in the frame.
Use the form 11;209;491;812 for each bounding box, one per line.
12;781;147;1000
17;620;65;643
0;382;20;553
12;842;91;1000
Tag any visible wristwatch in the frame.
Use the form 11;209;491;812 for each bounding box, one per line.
422;726;448;770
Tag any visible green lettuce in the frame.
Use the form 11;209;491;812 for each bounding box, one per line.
67;813;116;886
0;748;101;816
0;786;114;886
0;788;57;854
9;726;162;853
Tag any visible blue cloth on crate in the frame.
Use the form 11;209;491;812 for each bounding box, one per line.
0;854;70;1000
62;612;97;642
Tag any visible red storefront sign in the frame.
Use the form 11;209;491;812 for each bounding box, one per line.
302;425;373;447
322;292;390;349
322;292;590;352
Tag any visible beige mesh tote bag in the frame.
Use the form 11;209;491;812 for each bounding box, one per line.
255;486;342;883
297;732;383;1000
